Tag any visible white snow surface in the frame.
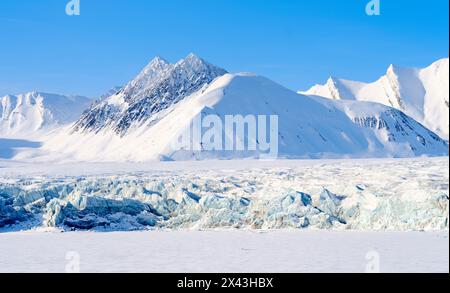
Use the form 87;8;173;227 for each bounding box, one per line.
17;73;448;162
0;92;91;139
300;58;449;140
0;157;448;232
0;230;447;273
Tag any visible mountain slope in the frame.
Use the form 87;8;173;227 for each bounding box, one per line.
0;92;91;139
72;53;228;136
300;58;449;140
34;73;448;162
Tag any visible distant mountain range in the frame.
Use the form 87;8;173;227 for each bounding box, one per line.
300;58;449;140
1;54;448;162
0;92;91;139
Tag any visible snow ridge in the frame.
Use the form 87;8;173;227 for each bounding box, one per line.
300;58;450;139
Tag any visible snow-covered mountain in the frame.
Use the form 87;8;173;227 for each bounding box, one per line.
0;92;91;139
72;53;228;135
36;70;447;162
5;55;447;162
300;58;449;140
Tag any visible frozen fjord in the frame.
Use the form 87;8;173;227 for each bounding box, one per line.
0;230;448;273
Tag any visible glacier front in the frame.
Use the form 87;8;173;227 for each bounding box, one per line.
0;158;448;232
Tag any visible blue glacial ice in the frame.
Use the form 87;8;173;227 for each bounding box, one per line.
0;158;448;232
0;177;447;231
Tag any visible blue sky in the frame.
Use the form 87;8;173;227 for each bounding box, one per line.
0;0;448;97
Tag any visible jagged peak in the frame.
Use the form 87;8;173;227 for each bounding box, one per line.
386;63;409;76
141;56;171;73
326;76;345;91
148;55;170;67
176;53;227;74
137;54;227;78
176;53;206;67
326;76;338;84
185;52;203;62
385;64;403;83
123;56;172;93
72;53;229;135
387;63;396;73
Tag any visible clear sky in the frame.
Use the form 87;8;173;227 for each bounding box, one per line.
0;0;448;97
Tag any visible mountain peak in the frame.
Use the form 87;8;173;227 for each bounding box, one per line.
301;57;449;140
386;63;408;76
185;52;202;62
73;53;228;135
177;53;206;67
142;56;171;73
326;76;339;84
177;53;220;70
173;53;228;81
387;64;396;73
149;55;169;66
122;56;173;97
